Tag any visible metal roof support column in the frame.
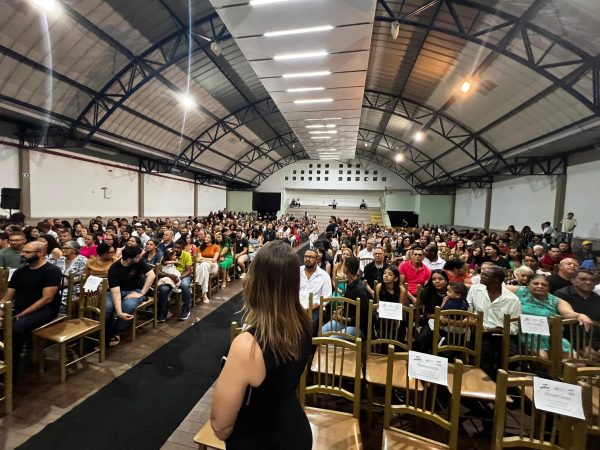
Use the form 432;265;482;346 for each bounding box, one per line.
553;174;567;234
18;142;31;219
138;171;145;219
484;188;492;230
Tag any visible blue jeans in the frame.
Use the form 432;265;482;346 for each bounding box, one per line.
157;276;191;319
321;320;363;339
105;289;143;336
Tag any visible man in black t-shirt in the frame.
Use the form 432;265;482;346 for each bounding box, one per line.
234;229;249;279
106;246;155;346
1;241;61;377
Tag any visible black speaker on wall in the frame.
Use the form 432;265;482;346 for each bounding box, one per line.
1;188;21;209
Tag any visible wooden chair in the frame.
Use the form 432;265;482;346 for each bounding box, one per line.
301;336;363;450
0;301;13;414
365;300;419;425
563;363;600;440
311;296;362;379
34;278;108;382
0;267;10;299
556;317;600;371
432;307;498;402
382;349;463;450
491;369;587;449
131;264;160;340
501;314;559;378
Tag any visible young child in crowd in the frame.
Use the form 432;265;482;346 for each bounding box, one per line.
157;249;181;289
441;282;469;311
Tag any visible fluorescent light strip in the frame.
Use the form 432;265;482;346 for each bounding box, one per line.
283;71;331;79
264;25;334;37
274;50;327;61
294;98;333;104
250;0;288;6
286;87;325;93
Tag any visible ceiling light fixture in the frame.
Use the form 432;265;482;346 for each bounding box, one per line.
294;98;333;104
274;50;327;61
460;80;472;93
283;70;331;79
413;131;424;142
264;25;334;38
286;87;325;93
31;0;58;11
249;0;288;6
179;94;196;110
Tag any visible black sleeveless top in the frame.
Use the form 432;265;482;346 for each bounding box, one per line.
226;328;313;450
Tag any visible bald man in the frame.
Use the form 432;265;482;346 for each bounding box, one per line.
1;241;62;378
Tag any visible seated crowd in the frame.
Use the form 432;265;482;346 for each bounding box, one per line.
300;215;600;380
0;210;318;379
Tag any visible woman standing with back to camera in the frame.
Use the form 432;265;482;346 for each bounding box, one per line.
210;240;312;450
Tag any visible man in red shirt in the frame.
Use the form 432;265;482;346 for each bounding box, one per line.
399;246;431;302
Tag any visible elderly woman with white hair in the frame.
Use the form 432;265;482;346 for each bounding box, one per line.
507;265;534;286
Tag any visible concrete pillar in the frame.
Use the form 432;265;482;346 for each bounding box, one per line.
483;188;492;230
193;181;198;217
553;174;567;229
18;145;31;218
138;172;144;218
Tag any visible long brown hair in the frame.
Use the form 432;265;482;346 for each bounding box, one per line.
242;240;310;363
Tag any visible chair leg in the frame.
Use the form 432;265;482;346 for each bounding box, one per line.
59;344;67;383
99;325;106;363
37;340;45;374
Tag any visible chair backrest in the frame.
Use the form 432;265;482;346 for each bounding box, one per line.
300;336;362;417
383;349;463;450
318;296;361;342
432;306;483;366
230;321;244;343
0;267;9;299
559;318;600;368
78;277;108;319
501;314;557;377
563;363;600;437
491;369;587;449
0;300;12;364
366;300;414;355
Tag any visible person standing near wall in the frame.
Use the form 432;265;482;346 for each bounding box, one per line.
560;212;577;244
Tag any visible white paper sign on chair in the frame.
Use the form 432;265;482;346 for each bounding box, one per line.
378;301;403;321
520;314;550;336
533;377;585;419
408;350;448;386
83;275;103;292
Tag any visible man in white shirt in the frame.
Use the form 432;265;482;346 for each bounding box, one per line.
299;248;332;336
358;239;374;273
467;265;520;379
423;244;446;271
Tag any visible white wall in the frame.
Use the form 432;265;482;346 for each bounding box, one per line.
197;184;227;216
144;173;195;217
256;159;414;193
29;150;139;218
0;142;20;217
454;188;488;228
489;175;557;231
226;191;253;212
564;160;600;239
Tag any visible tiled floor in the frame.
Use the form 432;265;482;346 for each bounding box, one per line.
0;280;244;450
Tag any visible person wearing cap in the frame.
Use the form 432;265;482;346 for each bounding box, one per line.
575;240;596;263
133;222;150;246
